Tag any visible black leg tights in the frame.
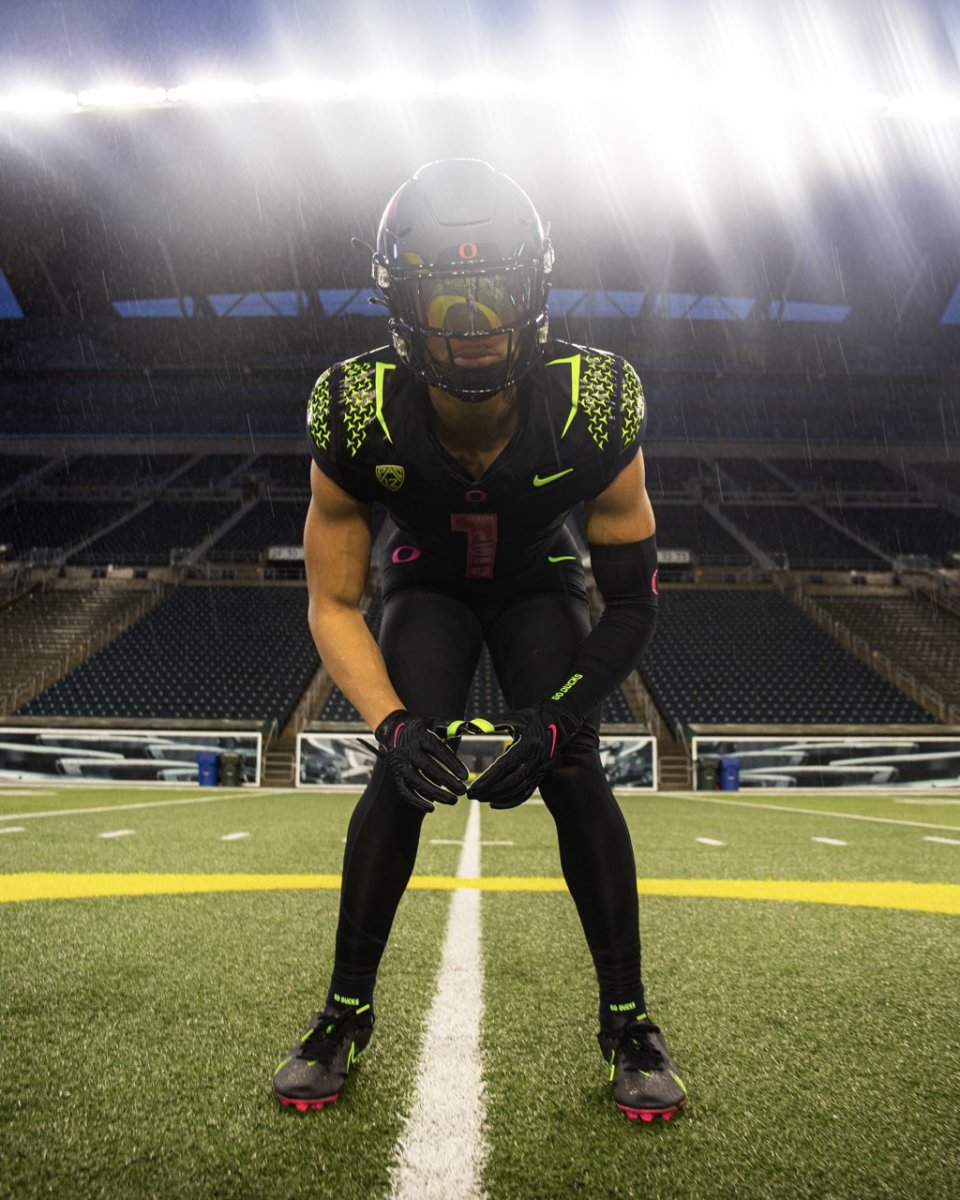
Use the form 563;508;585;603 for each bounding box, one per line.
538;744;644;1007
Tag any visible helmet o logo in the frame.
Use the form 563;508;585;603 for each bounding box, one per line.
458;242;479;260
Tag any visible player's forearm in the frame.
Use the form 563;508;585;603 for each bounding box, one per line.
308;602;403;731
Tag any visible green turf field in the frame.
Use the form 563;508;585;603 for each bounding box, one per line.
1;785;958;1199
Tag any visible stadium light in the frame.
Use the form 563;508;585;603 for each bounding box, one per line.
0;89;78;115
166;80;258;106
1;75;960;124
77;86;168;110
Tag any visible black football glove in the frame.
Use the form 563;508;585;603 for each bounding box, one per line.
464;701;582;809
374;709;468;813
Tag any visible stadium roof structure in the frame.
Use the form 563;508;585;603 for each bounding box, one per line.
1;67;960;376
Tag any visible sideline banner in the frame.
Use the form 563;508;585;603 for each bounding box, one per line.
692;735;960;789
296;732;657;791
0;728;262;785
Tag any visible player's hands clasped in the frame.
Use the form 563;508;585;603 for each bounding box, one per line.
464;701;581;809
374;709;469;812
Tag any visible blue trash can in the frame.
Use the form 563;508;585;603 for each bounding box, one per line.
197;751;220;787
719;755;741;791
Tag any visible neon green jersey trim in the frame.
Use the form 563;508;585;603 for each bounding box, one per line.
375;361;396;444
548;555;578;564
546;353;582;438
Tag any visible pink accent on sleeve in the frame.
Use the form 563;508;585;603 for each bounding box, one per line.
547;723;558;757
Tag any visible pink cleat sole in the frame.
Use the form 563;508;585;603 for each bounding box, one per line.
618;1102;685;1123
277;1093;339;1113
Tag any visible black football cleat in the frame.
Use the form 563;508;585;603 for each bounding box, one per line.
273;1004;374;1113
598;1014;687;1122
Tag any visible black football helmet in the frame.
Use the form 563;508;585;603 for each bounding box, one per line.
372;158;554;400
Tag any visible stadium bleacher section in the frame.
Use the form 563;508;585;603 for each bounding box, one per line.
0;500;134;559
653;503;752;566
207;500;307;561
719;503;888;570
815;592;960;711
640;588;936;732
70;500;239;565
17;585;318;725
769;457;917;493
829;505;960;564
44;454;189;488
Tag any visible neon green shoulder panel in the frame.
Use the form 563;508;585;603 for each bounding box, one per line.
621;361;645;449
547;347;643;451
308;371;332;452
307;353;396;460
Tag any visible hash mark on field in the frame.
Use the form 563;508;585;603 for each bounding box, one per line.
429;838;462;845
98;830;135;839
480;840;514;846
696;837;724;846
0;826;25;835
220;832;250;841
812;837;848;846
923;836;960;846
678;794;960;832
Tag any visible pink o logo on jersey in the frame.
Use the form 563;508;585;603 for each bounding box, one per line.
464;489;487;502
392;545;422;564
651;568;659;595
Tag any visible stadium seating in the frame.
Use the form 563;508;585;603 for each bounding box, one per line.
829;505;960;563
720;504;888;570
0;584;154;712
814;593;960;710
208;500;307;561
43;454;189;488
18;584;319;724
914;461;960;496
711;458;791;493
769;457;917;493
640;588;936;731
645;457;708;496
244;454;312;491
70;500;239;565
0;455;51;492
653;504;752;566
0;499;133;559
166;454;250;489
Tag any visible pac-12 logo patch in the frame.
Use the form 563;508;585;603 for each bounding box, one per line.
376;464;405;492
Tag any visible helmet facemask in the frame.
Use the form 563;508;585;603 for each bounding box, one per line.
372;159;553;401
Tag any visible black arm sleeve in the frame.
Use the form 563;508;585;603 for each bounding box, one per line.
549;536;658;722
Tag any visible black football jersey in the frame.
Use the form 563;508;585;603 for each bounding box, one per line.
306;339;646;584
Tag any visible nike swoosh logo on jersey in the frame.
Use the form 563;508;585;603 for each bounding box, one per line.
532;468;574;487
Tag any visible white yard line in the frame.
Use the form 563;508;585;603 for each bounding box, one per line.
0;792;249;823
0;826;25;835
674;793;960;833
98;829;136;839
219;832;250;841
696;837;725;846
389;800;487;1200
923;836;960;846
812;837;848;846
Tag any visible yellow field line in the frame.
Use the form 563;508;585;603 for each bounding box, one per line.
0;873;958;914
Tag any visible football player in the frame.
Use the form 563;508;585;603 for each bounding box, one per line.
273;159;686;1122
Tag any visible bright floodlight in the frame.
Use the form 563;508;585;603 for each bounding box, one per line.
0;89;78;115
77;86;168;110
166;80;257;106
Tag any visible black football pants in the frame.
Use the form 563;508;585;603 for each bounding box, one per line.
331;569;645;1009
